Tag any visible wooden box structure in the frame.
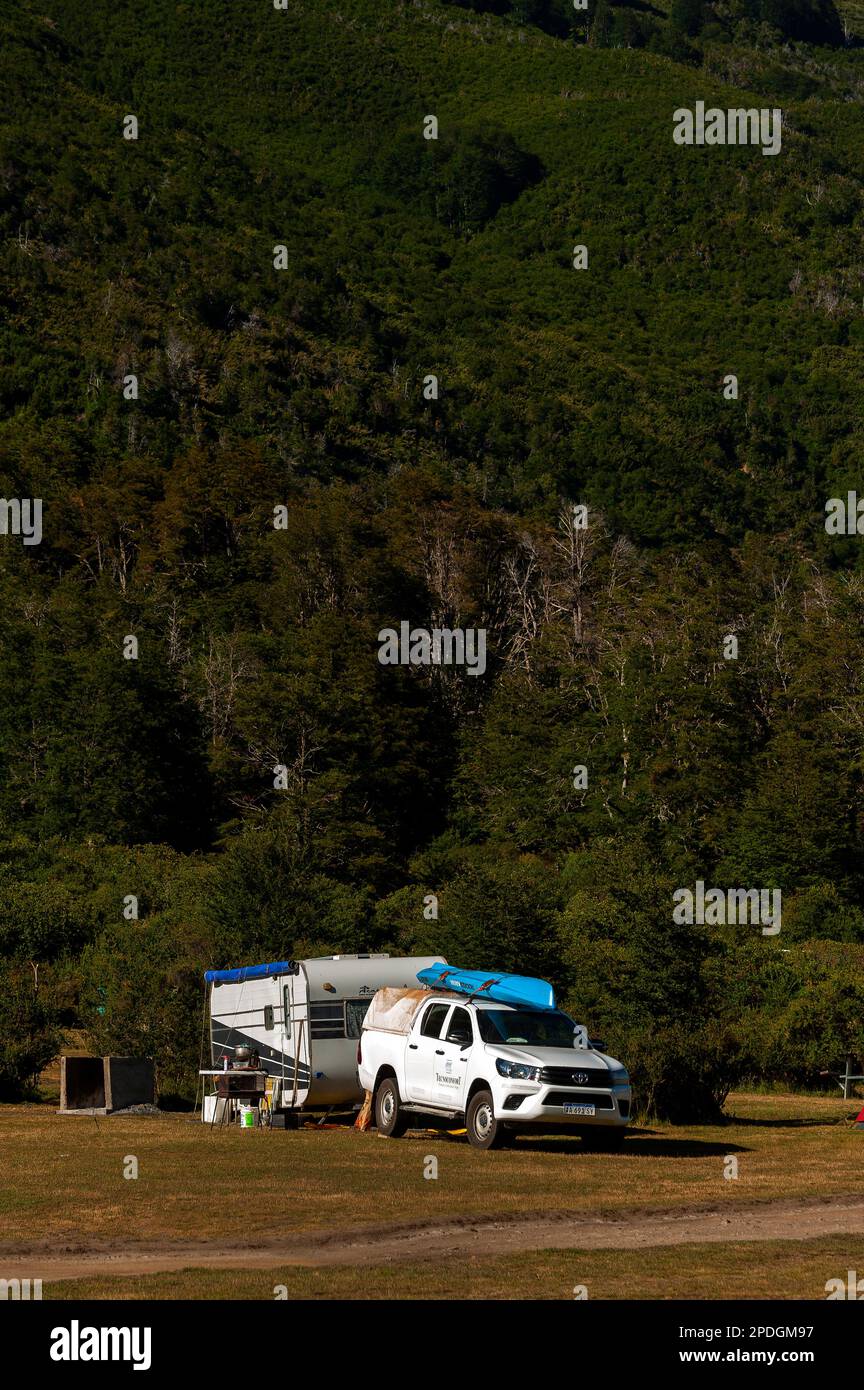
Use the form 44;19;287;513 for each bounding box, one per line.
60;1055;154;1114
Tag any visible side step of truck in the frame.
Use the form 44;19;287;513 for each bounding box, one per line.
399;1103;463;1121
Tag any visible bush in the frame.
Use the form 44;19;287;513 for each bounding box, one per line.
669;0;706;38
0;965;62;1100
370;129;545;235
617;1019;744;1123
718;941;864;1090
648;25;702;64
80;921;205;1101
760;963;864;1088
782;885;864;943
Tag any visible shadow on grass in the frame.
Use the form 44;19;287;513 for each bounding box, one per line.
725;1115;850;1129
605;1137;752;1158
496;1132;753;1158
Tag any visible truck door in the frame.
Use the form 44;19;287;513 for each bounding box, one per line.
404;1001;451;1101
431;1005;474;1108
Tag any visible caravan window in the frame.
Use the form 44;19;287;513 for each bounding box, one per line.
309;999;374;1039
345;999;372;1039
309;1002;345;1039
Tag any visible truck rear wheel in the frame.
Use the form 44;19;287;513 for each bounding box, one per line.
466;1089;503;1150
375;1076;408;1138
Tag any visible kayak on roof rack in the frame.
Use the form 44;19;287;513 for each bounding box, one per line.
416;963;556;1012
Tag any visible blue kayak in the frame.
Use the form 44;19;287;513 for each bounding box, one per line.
417;963;556;1012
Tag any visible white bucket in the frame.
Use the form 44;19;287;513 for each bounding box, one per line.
203;1094;217;1123
239;1103;256;1129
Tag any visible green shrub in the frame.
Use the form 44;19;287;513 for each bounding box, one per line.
80;921;204;1101
0;965;62;1100
618;1019;745;1123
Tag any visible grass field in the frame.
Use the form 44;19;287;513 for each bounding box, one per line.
2;1092;859;1241
48;1236;864;1301
2;1091;862;1298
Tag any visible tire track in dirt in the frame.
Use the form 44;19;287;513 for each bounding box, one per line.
3;1195;864;1281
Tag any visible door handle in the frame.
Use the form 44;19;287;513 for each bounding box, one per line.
408;1044;418;1050
435;1049;444;1055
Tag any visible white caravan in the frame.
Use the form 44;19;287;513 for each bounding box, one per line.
207;954;444;1113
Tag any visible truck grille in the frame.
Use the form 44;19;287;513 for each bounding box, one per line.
539;1067;611;1088
544;1091;614;1109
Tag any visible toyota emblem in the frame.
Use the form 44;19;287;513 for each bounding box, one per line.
572;1071;588;1084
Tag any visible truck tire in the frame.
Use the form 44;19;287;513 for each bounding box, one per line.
466;1089;503;1150
375;1076;408;1138
581;1127;626;1152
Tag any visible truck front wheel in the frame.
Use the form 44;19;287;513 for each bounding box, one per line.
375;1077;408;1138
466;1089;503;1150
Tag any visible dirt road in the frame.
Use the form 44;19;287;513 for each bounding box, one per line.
3;1194;864;1282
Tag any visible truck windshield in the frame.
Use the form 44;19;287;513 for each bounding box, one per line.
476;1009;577;1048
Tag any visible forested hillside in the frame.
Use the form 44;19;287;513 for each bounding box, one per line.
2;0;864;1113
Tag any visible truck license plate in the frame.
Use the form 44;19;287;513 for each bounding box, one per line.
564;1103;595;1116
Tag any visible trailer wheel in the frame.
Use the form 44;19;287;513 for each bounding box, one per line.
375;1077;408;1138
466;1089;503;1150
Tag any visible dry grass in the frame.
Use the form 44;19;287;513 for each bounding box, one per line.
0;1092;860;1247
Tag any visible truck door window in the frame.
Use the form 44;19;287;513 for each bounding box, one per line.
420;1003;450;1039
446;1007;473;1047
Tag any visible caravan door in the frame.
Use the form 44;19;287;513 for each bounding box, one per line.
280;971;311;1109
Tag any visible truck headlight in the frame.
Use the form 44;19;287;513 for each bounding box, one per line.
608;1068;630;1086
496;1058;540;1082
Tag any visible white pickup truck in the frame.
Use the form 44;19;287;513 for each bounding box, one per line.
357;988;631;1150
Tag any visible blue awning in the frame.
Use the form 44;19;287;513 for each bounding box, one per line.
205;960;296;984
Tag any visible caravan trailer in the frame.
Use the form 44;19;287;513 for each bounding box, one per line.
206;954;444;1115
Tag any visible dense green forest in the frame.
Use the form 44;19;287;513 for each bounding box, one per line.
2;0;864;1115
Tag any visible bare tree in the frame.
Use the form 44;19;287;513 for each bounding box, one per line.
201;634;249;744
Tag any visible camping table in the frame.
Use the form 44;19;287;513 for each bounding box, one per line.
200;1069;268;1125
